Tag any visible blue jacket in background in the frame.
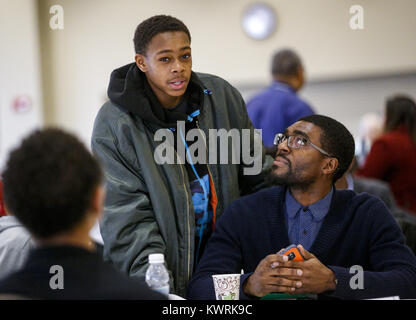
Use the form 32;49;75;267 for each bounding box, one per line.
247;81;314;147
187;186;416;300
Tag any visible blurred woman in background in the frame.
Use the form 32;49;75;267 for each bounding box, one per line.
0;181;5;217
357;95;416;215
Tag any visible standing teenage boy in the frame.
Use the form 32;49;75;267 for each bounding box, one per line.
92;15;270;297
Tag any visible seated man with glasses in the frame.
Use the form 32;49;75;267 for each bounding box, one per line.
187;115;416;300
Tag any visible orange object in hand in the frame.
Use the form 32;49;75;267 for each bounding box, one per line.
280;244;305;261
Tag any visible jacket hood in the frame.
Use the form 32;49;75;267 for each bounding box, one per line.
107;63;205;128
0;216;23;233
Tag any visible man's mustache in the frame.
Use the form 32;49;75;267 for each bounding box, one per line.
275;153;291;166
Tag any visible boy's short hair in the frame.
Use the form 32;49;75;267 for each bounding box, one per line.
2;128;103;239
133;15;191;55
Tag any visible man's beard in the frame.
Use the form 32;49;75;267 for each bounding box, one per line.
266;164;315;192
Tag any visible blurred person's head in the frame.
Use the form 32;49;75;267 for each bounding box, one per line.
133;15;192;108
1;128;104;248
269;115;355;190
334;157;357;190
384;95;416;145
355;112;384;167
0;179;5;216
358;113;383;145
271;49;305;91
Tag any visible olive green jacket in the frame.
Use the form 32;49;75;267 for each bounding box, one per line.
91;71;271;297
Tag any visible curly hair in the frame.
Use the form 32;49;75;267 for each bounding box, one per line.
133;15;191;55
299;115;355;182
1;128;103;239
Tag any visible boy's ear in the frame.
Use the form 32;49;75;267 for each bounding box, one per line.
135;54;147;72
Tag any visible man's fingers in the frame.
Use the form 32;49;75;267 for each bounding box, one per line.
264;284;296;294
264;253;290;269
267;276;303;288
263;279;303;294
297;244;314;259
271;259;303;269
271;253;289;263
270;267;303;277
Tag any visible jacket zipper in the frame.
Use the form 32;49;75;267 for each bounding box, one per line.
174;142;192;284
195;120;219;212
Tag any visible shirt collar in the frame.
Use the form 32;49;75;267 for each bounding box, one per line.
272;81;296;93
285;187;334;222
285;189;303;220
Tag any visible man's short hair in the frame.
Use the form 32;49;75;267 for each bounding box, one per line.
133;15;191;55
271;49;303;77
298;115;355;182
2;128;103;239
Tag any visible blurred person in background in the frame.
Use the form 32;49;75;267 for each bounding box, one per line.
357;95;416;215
336;158;416;255
0;180;5;217
336;158;396;212
247;49;314;155
355;113;383;167
0;177;34;281
0;128;165;299
0;212;34;281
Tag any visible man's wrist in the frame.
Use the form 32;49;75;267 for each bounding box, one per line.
242;275;260;298
242;275;252;296
326;268;337;291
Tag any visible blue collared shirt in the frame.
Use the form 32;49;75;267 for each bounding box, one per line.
246;81;314;147
284;188;334;250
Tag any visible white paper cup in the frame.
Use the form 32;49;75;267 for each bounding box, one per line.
212;274;241;300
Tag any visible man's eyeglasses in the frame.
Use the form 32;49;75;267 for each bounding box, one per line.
273;133;333;158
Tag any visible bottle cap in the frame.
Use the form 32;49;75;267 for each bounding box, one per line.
148;253;164;264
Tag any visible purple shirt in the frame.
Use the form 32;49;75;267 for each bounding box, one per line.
247;81;314;147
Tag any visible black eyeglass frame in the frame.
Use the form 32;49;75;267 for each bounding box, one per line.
273;133;333;158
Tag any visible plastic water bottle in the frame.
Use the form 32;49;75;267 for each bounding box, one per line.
145;253;170;296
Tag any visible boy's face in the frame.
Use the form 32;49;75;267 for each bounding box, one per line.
135;31;192;108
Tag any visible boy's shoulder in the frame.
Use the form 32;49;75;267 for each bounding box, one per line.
195;72;235;91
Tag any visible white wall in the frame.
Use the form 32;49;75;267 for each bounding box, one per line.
240;73;416;138
301;74;416;138
0;0;44;170
33;0;416;146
